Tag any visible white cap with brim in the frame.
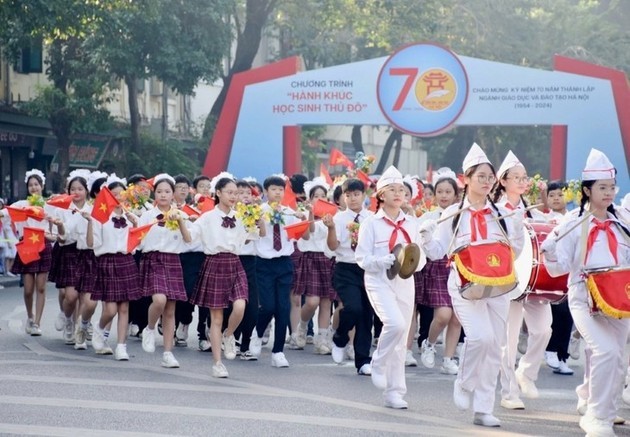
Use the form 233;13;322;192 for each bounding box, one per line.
581;148;615;181
377;165;404;191
497;150;523;180
462;143;491;172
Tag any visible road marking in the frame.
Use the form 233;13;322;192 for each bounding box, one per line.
0;423;188;437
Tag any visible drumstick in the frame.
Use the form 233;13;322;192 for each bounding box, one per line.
487;203;544;222
553;210;592;242
436;201;484;224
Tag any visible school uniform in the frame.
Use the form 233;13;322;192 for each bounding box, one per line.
295;221;336;299
253;203;302;354
356;208;426;404
63;202;98;294
90;211;142;303
417;208;452;309
237;237;259;353
10;200;55;274
188;208;249;309
137;208;189;301
499;199;553;403
50;202;91;289
331;207;373;371
545;212;630;425
423;199;524;416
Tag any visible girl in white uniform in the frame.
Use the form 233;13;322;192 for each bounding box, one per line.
494;151;553;409
355;165;426;409
543;148;630;437
420;144;524;427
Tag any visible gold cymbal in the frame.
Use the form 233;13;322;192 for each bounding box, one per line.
399;243;421;279
386;243;404;280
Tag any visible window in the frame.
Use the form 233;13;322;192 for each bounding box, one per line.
15;38;43;74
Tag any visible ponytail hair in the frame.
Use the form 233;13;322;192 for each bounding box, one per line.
451;185;467;233
520;195;533;219
487;195;508;235
578;180;593;217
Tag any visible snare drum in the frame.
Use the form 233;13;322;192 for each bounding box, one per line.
452;240;518;300
514;222;569;303
584;266;630;319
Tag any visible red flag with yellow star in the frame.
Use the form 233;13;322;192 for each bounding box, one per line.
15;241;40;264
46;194;74;210
22;227;45;252
127;223;155;253
281;180;298;210
329;148;354;168
6;206;28;223
91;187;119;224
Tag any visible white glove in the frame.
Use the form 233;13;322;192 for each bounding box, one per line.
419;219;438;242
540;237;558;261
376;254;396;269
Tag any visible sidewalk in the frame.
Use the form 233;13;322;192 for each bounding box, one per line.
0;274;21;289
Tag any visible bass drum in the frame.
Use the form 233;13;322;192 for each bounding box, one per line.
514;222;568;304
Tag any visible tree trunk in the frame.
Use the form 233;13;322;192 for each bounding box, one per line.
126;76;141;153
375;129;402;174
392;132;403;168
351;125;364;154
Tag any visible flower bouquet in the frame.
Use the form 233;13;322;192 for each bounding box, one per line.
563;179;582;206
27;194;45;207
354;152;376;174
235;201;263;232
347;222;360;247
265;202;285;226
525;174;547;205
121;183;150;210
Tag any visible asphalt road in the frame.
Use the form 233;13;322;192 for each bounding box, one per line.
0;282;628;437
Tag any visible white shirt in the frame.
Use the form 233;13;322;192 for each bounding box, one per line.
10;200;56;238
297;221;331;255
255;203;302;259
189;208;249;255
91;211;135;256
355;208;426;274
58;202;92;248
423;199;525;261
137;207;190;254
331;208;372;264
546;212;630;286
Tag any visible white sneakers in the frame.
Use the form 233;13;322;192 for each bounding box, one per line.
198;340;212;352
271;352;289;368
579;415;615;437
384;396;408;409
212;362;229;378
420;339;436;368
501;398;525;410
553;360;574;375
295;321;308;348
358;363;372;376
250;335;263;357
314;329;332;355
63;318;75;345
440;357;459;375
453;379;471;411
176;323;188;342
25;318;41;336
515;369;539;399
114;344;129;361
545;351;560;369
74;326;88;350
473;413;501;427
54;311;65;331
222;334;237;360
405;349;418;367
331;343;345;364
91;323;106;352
161;351;179;368
142;327;156;353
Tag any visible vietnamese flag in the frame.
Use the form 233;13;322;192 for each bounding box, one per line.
91;187;119;224
181;204;201;218
15;241;41;264
47;194;74;210
319;163;333;186
196;196;215;213
127;223;156;253
329;148;354;168
24;206;45;221
6;206;28;223
22;227;46;252
356;169;371;185
369;195;378;212
281;180;298;210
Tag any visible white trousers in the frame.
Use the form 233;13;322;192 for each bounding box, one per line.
570;282;629;422
500;298;552;400
366;275;415;401
449;277;510;414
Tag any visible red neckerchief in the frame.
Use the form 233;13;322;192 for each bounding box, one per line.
470;208;492;241
383;217;411;251
585;219;618;264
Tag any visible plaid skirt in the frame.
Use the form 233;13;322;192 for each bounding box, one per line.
290;243;302;289
48;242;62;284
92;253;142;302
421;258;452;308
54;243;80;288
12;240;52;274
76;249;98;294
414;269;425;304
139;252;187;301
294;251;336;300
191;253;248;309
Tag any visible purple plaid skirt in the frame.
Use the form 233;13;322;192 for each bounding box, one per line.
421;258;452;308
76;249;98;294
290;243;301;289
414;269;425;304
92;253;142;302
12;240;52;274
48;242;62;284
191;253;248;309
140;252;187;301
54;243;80;288
294;251;336;299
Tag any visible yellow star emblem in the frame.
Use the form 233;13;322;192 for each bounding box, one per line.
139;232;146;240
29;233;40;244
99;202;108;213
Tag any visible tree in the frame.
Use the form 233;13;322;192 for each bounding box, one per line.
89;0;232;152
202;0;278;140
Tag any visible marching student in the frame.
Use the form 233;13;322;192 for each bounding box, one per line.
494;151;552;410
250;174;309;368
355;165;426;409
88;177;142;359
295;177;336;354
543;149;630;437
420;144;524;427
138;174;192;368
417;173;462;376
323;178;373;375
7;169;64;336
189;173;259;378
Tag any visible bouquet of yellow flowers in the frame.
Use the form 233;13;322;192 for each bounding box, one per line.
346;222;360;247
235;201;263;232
27;194;45;207
525;174;547;205
121;183;150;210
354;152;376;174
265;202;285;226
414;199;437;217
164;210;180;231
563;179;582;205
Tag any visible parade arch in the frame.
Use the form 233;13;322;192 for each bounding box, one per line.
203;43;630;193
